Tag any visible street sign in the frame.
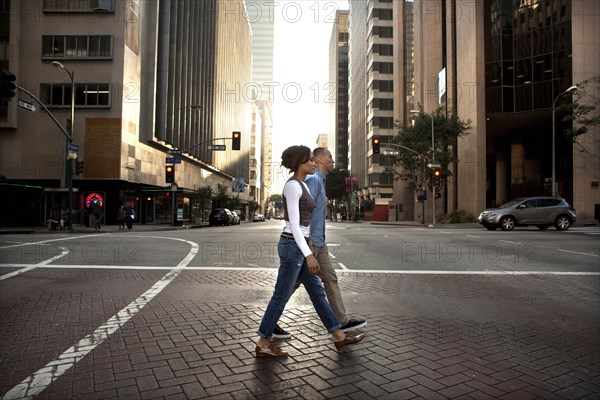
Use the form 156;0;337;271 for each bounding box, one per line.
18;99;36;112
166;157;182;164
168;149;182;155
208;144;226;151
427;163;441;169
67;143;80;152
67;150;77;160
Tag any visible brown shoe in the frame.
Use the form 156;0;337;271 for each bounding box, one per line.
334;332;365;350
255;343;288;358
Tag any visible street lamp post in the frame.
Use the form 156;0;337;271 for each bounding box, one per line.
52;61;75;229
551;85;577;197
410;110;436;226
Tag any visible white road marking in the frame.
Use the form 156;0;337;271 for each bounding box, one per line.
0;247;70;281
499;240;521;245
465;235;480;238
337;263;349;271
557;248;599;257
1;264;598;275
1;237;199;400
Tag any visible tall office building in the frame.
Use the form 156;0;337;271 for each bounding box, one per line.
349;0;396;220
248;1;276;213
329;10;349;170
0;0;254;227
407;0;599;222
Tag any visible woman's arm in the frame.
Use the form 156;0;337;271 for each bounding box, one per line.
282;181;312;257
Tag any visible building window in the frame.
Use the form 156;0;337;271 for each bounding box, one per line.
42;35;112;59
43;0;114;12
41;83;111;107
373;44;393;56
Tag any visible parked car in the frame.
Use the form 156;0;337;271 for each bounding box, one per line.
252;214;265;222
209;208;234;226
231;211;241;225
478;196;576;231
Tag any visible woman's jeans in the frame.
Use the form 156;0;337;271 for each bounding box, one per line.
257;238;341;338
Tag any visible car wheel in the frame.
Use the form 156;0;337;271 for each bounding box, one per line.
484;224;497;231
555;215;571;231
499;216;515;231
537;225;550;230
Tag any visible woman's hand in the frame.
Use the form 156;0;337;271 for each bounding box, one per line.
306;254;321;275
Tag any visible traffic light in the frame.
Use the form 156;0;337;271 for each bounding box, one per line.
372;136;380;154
165;165;175;183
432;167;442;189
435;191;441;199
1;69;17;100
232;131;241;150
76;160;84;175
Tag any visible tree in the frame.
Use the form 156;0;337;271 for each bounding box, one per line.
325;168;350;204
214;184;231;209
269;194;283;217
197;185;213;220
386;107;471;192
560;74;600;159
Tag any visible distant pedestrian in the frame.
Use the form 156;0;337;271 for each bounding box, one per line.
254;145;364;358
92;201;103;231
117;206;126;230
60;205;68;230
124;202;134;230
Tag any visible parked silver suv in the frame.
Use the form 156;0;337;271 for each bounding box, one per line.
478;197;576;231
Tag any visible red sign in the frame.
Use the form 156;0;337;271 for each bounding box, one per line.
86;193;104;208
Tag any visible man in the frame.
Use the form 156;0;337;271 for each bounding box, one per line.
273;147;367;339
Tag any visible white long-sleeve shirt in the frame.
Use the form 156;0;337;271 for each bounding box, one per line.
282;179;313;257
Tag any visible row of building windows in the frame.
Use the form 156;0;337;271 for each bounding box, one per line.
486;50;569;87
43;0;113;12
41;83;111;107
486;78;571;114
369;79;393;92
42;35;112;59
371;8;392;21
372;61;393;74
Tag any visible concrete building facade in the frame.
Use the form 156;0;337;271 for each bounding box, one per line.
0;0;254;227
349;0;396;221
408;0;599;223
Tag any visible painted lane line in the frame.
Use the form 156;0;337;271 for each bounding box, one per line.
1;264;598;276
557;248;599;257
1;237;198;400
0;247;70;281
337;262;349;271
0;234;103;249
499;240;521;245
465;235;480;238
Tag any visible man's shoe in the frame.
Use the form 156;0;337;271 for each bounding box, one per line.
255;343;288;358
334;332;365;350
272;324;291;339
340;319;367;332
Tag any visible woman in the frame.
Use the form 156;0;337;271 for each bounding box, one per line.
255;145;364;357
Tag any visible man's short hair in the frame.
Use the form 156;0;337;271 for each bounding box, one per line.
313;147;329;158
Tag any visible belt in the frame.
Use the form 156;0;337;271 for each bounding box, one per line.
280;232;309;242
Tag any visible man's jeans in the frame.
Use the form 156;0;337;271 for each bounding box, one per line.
257;238;341;338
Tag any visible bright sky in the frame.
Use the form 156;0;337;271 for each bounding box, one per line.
271;0;349;173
